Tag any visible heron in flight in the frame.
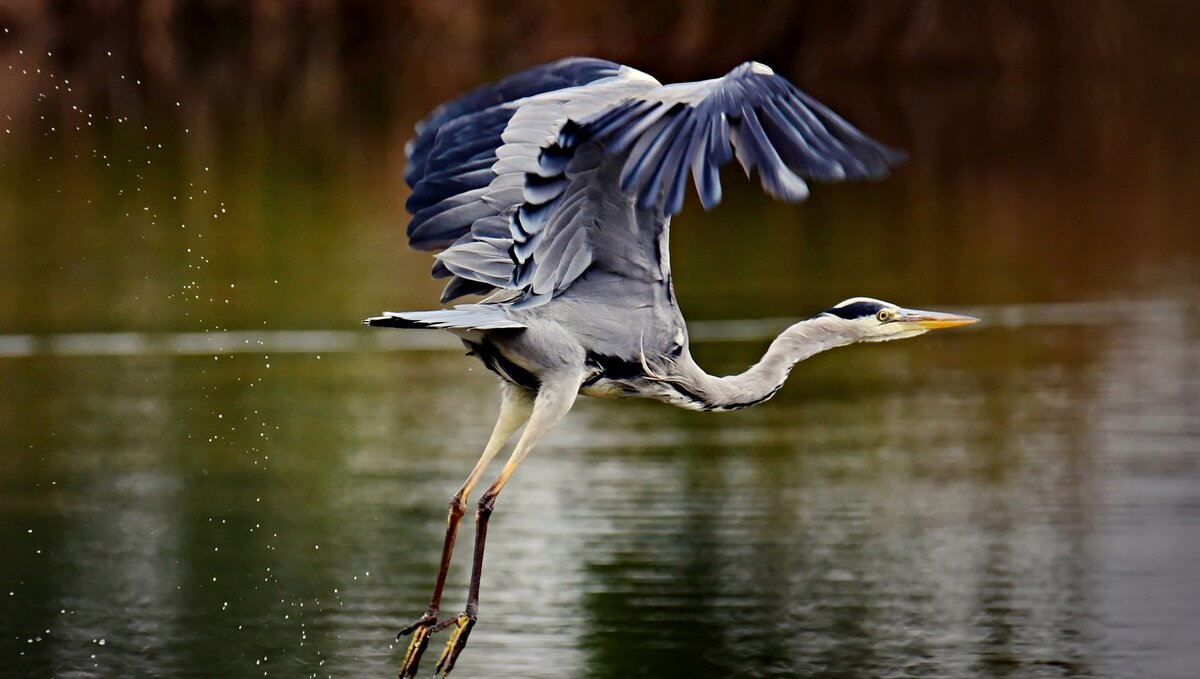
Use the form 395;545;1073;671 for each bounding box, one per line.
365;57;977;677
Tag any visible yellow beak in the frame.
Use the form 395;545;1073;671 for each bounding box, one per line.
899;309;981;330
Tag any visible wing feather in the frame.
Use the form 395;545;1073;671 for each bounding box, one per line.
401;58;905;307
405;58;624;187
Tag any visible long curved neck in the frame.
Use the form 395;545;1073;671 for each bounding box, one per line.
668;316;852;411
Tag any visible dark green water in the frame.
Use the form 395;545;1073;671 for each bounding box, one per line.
2;40;1199;679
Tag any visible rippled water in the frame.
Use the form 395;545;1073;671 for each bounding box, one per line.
2;26;1200;679
3;309;1199;679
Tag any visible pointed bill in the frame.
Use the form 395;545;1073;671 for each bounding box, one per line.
898;309;980;329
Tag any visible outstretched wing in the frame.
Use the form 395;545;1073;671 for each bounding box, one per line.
404;58;638;250
596;61;904;214
404;57;625;205
404;58;904;305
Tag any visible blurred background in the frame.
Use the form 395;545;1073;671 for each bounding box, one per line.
0;2;1197;677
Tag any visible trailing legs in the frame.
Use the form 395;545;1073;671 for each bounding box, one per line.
432;379;578;677
395;384;533;679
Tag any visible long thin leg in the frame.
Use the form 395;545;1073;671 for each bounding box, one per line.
434;380;578;677
397;384;533;679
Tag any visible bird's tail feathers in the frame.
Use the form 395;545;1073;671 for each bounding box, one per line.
362;305;526;331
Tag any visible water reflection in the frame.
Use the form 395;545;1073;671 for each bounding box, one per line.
5;305;1197;677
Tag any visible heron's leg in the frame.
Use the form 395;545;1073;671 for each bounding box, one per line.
434;380;578;677
396;384;532;679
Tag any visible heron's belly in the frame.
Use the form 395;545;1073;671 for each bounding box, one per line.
579;379;631;399
579;377;705;411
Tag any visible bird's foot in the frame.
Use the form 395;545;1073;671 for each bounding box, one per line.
395;613;439;679
432;613;476;678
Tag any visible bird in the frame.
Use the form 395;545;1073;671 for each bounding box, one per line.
364;57;978;678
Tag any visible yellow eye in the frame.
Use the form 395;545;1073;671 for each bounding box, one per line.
876;309;894;322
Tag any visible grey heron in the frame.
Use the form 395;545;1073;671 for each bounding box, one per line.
365;57;977;677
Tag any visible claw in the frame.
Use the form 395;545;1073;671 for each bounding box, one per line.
433;613;476;677
397;614;438;640
396;614;438;679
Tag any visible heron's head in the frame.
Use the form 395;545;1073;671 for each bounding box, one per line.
820;297;978;343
